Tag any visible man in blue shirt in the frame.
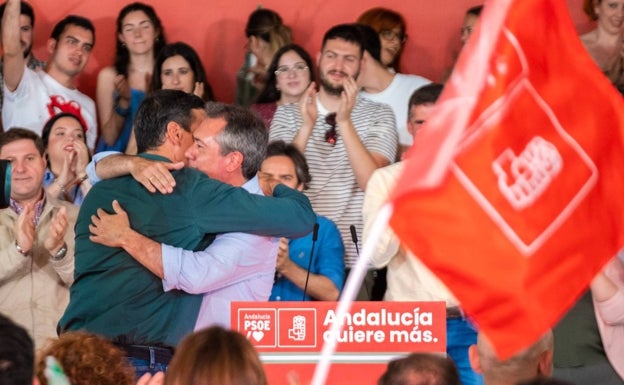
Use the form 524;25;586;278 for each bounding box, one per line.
258;141;345;301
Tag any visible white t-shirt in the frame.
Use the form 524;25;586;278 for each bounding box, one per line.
2;68;97;150
360;73;430;146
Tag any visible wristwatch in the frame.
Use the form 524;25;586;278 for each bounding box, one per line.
51;243;68;261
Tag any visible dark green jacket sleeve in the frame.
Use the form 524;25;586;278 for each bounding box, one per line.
189;172;316;238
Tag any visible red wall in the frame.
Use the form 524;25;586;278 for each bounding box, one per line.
24;0;593;103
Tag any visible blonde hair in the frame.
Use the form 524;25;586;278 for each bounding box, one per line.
245;9;292;56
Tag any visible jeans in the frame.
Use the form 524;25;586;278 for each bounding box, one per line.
127;356;168;379
447;318;483;385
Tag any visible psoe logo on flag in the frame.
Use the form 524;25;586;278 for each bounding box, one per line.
492;136;563;210
238;308;277;348
451;30;598;257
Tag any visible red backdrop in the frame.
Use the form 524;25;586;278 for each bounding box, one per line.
21;0;591;103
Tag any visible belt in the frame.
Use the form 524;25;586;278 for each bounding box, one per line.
446;306;464;319
115;344;174;365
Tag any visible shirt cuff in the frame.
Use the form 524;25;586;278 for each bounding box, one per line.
86;151;121;184
161;243;182;292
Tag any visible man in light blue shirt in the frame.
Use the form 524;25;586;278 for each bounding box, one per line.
88;103;286;329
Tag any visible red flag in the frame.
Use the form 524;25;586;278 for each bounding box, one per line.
389;0;624;359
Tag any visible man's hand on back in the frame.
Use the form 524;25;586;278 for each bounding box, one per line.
129;157;183;194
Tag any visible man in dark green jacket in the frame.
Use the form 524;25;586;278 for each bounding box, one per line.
58;90;315;375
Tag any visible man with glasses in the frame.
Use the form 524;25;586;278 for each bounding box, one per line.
363;83;484;385
356;24;430;158
269;23;398;300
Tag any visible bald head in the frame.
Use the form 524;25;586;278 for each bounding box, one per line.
469;331;554;385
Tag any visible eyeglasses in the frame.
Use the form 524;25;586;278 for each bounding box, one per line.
380;30;408;44
275;63;309;77
324;113;337;145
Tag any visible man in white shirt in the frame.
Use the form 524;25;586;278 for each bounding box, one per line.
1;0;97;150
0;0;46;132
363;83;483;385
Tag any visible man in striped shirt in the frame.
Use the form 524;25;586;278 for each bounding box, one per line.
269;23;398;300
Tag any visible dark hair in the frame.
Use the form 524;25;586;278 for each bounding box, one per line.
355;24;382;62
165;326;267;385
0;127;44;156
378;353;460;385
245;8;292;53
255;44;315;104
114;2;166;77
357;7;407;70
466;5;484;17
408;83;443;120
266;140;311;190
150;42;214;102
0;314;34;385
134;89;205;153
41;112;87;150
583;0;599;20
322;23;364;57
50;15;95;46
0;1;35;27
205;102;268;180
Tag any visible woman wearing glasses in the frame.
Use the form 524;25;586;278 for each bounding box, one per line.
251;44;315;127
357;7;408;72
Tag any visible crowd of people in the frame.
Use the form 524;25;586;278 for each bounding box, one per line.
0;0;623;385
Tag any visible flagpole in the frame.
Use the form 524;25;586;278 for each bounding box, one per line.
310;204;393;385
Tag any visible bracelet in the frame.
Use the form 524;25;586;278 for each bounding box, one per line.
15;241;29;256
50;243;68;261
114;103;130;117
78;174;89;184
